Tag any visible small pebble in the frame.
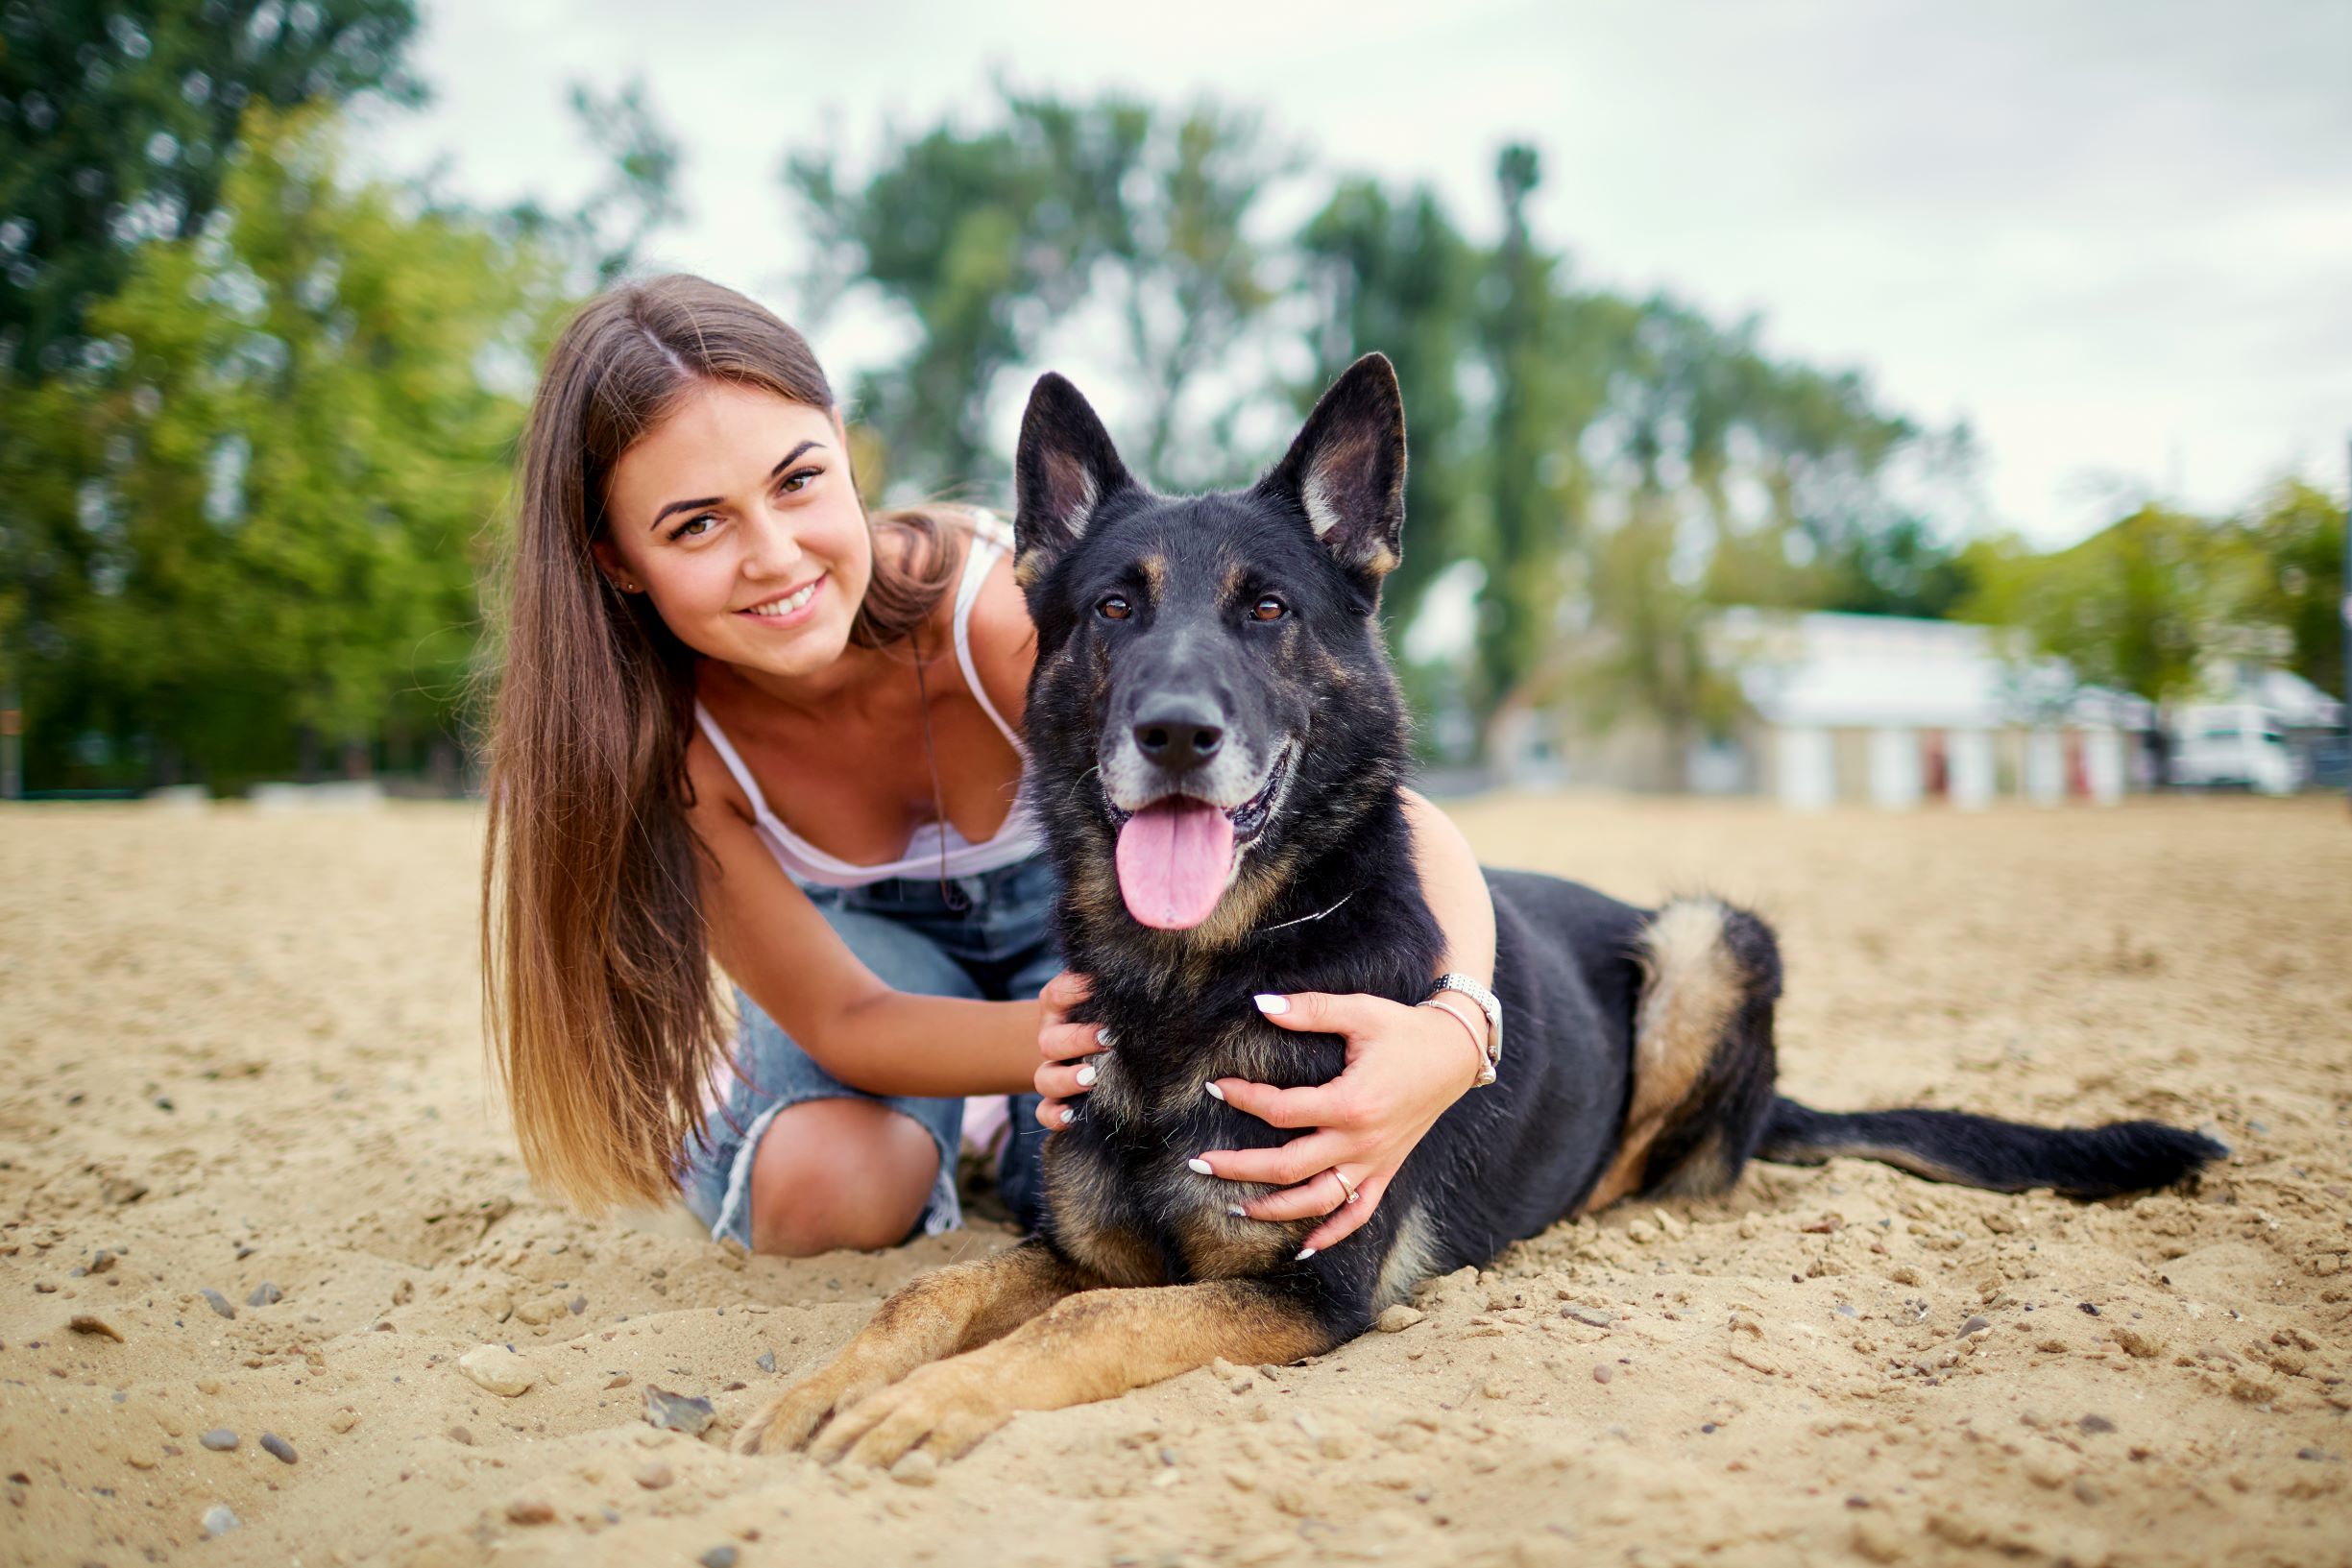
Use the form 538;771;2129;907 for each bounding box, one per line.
458;1344;537;1398
569;1295;587;1315
699;1549;741;1568
199;1289;236;1321
2077;1302;2100;1316
448;1426;475;1446
259;1434;296;1464
233;1243;256;1261
756;1349;777;1374
87;1252;118;1276
1375;1305;1424;1333
200;1430;238;1452
328;1409;359;1434
2297;1447;2331;1462
892;1450;938;1487
643;1385;715;1435
1592;1363;1614;1385
2079;1414;2116;1435
1958;1315;1991;1337
506;1498;555;1525
246;1282;282;1308
202;1504;241;1537
633;1460;674;1490
1560;1306;1613;1328
67;1315;123;1342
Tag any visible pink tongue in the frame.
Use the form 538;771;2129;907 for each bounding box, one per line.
1114;799;1237;929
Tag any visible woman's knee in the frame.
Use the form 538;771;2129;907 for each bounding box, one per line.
746;1098;940;1257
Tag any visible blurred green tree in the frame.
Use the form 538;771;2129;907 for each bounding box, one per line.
0;0;422;375
2221;479;2345;699
1961;503;2219;701
3;105;556;788
786;87;1285;496
1298;178;1476;647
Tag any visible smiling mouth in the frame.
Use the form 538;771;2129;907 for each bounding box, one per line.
739;574;824;617
1106;744;1295;930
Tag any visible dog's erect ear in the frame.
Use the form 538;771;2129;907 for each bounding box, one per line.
1254;353;1406;581
1014;373;1136;590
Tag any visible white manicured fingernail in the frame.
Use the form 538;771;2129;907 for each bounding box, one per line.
1226;1204;1247;1217
1096;1027;1114;1047
1058;1106;1076;1125
1203;1081;1224;1100
1075;1064;1097;1087
1295;1246;1318;1261
1252;994;1289;1015
1187;1157;1214;1176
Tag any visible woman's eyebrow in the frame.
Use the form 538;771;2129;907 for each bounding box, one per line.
651;495;721;529
768;439;825;478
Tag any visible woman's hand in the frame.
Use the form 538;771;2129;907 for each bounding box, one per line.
1193;991;1485;1255
1033;970;1104;1127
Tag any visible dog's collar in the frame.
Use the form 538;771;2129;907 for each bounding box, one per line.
1257;889;1356;934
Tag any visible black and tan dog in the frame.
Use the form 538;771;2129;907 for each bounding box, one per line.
736;355;2223;1466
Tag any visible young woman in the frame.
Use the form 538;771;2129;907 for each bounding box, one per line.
482;274;1496;1260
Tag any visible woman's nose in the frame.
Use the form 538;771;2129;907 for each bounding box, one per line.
741;505;805;577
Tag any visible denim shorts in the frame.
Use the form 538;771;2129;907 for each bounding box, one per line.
678;853;1059;1247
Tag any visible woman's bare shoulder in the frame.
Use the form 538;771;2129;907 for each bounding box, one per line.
683;724;753;828
961;527;1037;731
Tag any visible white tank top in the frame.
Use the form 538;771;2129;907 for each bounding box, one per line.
691;513;1042;888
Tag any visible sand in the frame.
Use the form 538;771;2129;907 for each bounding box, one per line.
2;794;2349;1567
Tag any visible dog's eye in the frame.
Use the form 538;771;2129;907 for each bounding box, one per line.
1096;595;1131;621
1250;595;1288;622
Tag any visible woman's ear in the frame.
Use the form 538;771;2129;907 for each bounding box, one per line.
591;540;643;593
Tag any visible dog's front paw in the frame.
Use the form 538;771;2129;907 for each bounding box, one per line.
810;1358;1014;1470
734;1362;890;1456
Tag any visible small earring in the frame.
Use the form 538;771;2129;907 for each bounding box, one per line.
609;574;642;594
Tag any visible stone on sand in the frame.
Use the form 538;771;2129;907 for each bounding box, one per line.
458;1344;538;1398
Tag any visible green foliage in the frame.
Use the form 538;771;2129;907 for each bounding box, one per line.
2223;480;2344;699
3;105;557;788
1960;504;2219;701
788;86;1287;495
1298;178;1476;646
0;0;422;374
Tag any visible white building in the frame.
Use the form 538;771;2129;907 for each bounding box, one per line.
1717;611;2148;811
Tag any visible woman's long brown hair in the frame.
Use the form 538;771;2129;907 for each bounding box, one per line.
481;275;962;1212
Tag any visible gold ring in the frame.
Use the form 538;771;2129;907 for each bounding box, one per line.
1333;1170;1358;1204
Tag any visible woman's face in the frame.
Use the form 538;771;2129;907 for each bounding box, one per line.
597;381;871;683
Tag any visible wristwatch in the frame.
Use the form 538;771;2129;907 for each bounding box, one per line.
1421;973;1503;1087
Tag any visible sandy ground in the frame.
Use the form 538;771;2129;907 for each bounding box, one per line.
3;794;2349;1568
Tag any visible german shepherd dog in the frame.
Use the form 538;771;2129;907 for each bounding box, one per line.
736;355;2223;1466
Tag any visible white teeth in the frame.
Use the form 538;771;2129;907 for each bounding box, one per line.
743;578;820;617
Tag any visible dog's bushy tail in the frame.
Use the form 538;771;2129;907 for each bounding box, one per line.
1757;1098;2226;1200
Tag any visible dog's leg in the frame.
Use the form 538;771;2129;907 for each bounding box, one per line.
1581;900;1744;1215
812;1278;1334;1468
735;1239;1090;1455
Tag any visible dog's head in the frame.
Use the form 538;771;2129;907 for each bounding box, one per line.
1012;354;1411;939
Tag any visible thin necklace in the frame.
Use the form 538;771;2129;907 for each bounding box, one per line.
1260;889;1356;933
909;624;967;911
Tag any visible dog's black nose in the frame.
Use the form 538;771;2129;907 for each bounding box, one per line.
1133;695;1224;772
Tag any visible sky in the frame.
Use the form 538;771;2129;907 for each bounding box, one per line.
359;0;2352;548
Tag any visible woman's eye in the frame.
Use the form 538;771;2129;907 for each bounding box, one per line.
1096;595;1131;621
1251;595;1288;622
778;466;819;495
671;515;715;540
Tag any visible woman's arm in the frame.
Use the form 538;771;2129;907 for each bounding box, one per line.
690;743;1041;1098
1035;786;1497;1251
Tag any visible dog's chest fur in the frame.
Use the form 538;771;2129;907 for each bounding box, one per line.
1041;1008;1337;1287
